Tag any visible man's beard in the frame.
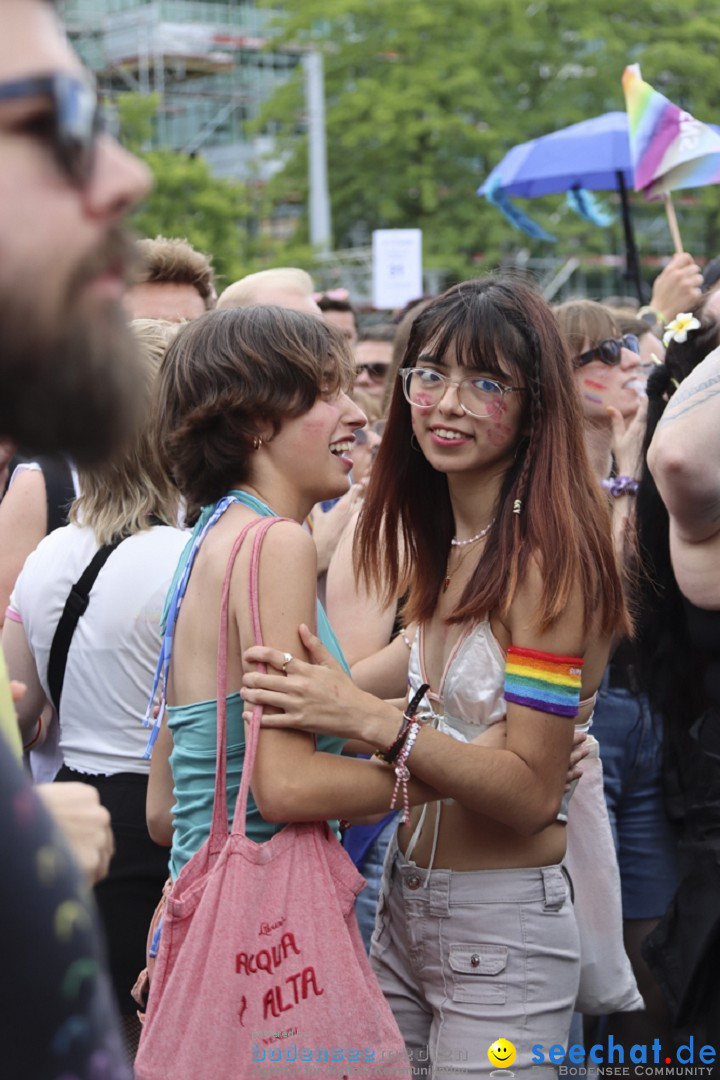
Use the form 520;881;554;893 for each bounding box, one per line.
0;228;142;466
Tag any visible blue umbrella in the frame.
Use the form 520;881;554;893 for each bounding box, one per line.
478;111;633;199
478;111;642;296
479;110;720;298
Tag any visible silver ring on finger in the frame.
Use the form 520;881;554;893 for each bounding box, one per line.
281;652;294;674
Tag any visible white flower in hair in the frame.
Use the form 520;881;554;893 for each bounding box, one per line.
663;312;701;347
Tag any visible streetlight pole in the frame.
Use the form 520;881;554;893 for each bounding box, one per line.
304;49;331;255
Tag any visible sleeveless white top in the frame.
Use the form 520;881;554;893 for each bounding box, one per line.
403;620;587;870
408;619;507;740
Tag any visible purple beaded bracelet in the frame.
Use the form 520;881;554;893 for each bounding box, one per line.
601;475;639;497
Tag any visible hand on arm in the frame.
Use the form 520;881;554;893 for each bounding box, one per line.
390;565;584;835
243;604;582;835
243;526;438;823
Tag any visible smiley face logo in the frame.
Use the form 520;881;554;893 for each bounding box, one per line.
488;1039;517;1069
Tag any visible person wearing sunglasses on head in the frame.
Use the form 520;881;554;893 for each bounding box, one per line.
0;2;151;1077
554;299;680;1054
354;323;396;403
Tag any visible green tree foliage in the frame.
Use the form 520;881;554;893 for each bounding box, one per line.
116;93;258;288
259;0;720;283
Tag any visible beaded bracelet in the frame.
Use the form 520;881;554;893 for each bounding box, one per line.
601;475;639;498
374;682;429;765
390;720;421;825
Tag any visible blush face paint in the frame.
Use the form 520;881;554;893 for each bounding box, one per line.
486;421;514;447
485;399;507;421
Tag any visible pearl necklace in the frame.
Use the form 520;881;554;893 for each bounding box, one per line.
450;519;495;547
443;519;494;592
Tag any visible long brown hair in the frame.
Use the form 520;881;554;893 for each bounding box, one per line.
355;276;627;635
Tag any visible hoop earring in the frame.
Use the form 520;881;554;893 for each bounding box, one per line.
410;433;421;453
252;436;263;451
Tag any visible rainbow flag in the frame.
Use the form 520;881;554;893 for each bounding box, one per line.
622;64;720;199
504;646;583;718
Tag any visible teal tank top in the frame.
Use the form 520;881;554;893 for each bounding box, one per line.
164;491;348;881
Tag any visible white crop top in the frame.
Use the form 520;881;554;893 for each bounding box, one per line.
408;619;507;741
403;620;592;873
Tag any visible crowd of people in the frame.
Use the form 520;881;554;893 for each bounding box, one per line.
3;2;720;1078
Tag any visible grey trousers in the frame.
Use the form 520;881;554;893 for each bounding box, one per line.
370;836;580;1079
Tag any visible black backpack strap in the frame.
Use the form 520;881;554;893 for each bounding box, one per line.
47;537;126;714
36;455;76;534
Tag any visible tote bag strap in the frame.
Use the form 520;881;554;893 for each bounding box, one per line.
209;515;289;851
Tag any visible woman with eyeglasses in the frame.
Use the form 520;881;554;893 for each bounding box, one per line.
554;299;680;1051
242;278;628;1075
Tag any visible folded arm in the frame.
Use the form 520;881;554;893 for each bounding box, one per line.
244;565;595;835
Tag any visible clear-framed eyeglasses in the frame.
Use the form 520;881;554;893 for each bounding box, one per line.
398;367;525;419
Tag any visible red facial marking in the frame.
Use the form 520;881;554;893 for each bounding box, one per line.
486;399;508;421
486;422;513;447
583;379;606;390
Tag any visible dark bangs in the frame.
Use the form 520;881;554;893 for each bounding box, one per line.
404;282;531;382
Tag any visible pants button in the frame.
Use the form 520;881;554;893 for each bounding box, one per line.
406;874;421;890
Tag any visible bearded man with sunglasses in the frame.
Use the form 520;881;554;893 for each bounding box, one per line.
0;3;151;1076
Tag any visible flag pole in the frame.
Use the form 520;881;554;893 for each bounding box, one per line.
662;193;684;254
616;170;644;303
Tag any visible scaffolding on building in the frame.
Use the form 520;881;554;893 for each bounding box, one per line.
62;0;298;179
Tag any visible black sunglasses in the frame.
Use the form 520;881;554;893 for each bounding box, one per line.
0;73;101;187
355;362;389;379
575;334;640;368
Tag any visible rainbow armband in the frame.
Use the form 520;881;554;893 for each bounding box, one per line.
504;646;583;718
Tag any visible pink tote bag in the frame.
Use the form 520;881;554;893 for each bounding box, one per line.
135;517;410;1080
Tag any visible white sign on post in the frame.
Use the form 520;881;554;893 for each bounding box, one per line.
372;229;423;310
